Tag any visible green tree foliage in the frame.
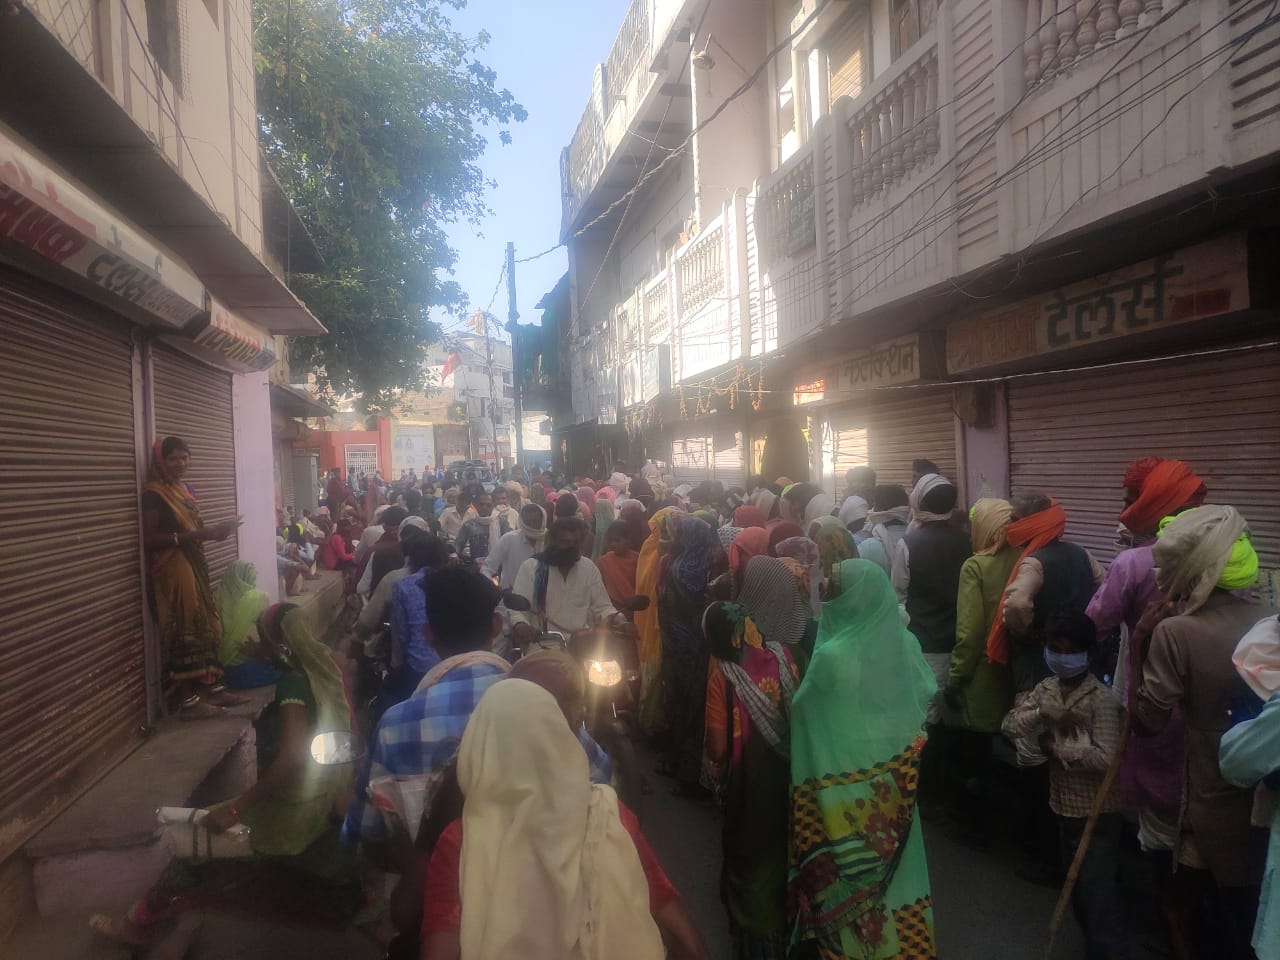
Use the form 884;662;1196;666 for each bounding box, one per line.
256;0;526;411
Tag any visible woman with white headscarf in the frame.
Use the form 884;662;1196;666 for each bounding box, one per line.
418;680;711;960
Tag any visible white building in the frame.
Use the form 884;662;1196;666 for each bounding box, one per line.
558;0;1280;572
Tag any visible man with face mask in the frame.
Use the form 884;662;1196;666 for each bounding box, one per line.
483;503;546;591
510;517;624;648
455;488;511;570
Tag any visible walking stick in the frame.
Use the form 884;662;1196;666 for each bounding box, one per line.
1042;712;1132;960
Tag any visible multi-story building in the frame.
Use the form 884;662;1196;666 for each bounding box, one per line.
0;0;323;916
394;333;518;470
557;0;1280;573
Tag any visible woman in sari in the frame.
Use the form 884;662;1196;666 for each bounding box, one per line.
728;528;770;599
774;536;823;620
635;507;683;734
91;603;359;945
738;553;816;667
703;602;799;959
592;496;617;560
597;521;640;609
734;505;768;530
141;437;242;716
809;515;857;581
658;515;717;794
790;559;938;960
215;561;276;689
767;521;804;557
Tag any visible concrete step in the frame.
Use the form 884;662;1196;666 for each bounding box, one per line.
23;688;274;917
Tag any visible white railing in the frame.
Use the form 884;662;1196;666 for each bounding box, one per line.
1023;0;1174;86
604;0;651;105
756;148;816;266
564;0;655;225
643;272;671;343
676;223;725;316
847;44;939;205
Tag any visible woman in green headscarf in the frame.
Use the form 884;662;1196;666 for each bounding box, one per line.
789;559;938;960
592;496;617;560
90;604;358;945
215;562;275;689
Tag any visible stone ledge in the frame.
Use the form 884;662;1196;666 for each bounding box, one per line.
25;688;273;860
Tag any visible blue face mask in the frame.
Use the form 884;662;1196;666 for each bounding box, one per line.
1044;648;1090;679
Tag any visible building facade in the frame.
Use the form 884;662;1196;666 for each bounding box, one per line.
0;0;323;876
558;0;1280;572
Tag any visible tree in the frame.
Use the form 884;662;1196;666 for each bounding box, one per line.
255;0;526;411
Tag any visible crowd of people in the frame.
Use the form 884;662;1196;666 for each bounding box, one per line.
119;436;1278;960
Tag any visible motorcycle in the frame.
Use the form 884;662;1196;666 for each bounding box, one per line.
509;595;649;814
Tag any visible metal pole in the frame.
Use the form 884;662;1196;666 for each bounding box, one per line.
506;241;525;475
483;310;497;474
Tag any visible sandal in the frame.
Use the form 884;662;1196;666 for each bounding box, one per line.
204;688;249;707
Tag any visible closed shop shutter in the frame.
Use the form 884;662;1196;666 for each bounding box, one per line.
1007;345;1280;568
712;430;746;489
278;440;295;512
820;417;871;498
824;9;870;106
671;434;712;484
0;268;146;862
671;427;746;488
152;346;239;583
865;389;959;490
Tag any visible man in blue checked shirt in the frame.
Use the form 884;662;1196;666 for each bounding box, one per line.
342;566;612;866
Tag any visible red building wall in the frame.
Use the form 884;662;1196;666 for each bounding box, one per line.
301;419;393;478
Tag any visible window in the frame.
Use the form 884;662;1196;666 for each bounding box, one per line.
774;0;801;162
823;10;870;108
891;0;940;60
144;0;183;92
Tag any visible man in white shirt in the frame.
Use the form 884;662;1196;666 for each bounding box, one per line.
438;486;470;543
510;517;626;643
483;503;546;590
354;504;390;562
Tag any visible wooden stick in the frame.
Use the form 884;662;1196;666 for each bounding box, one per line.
1042;712;1132;960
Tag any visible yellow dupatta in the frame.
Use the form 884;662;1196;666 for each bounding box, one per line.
145;439;221;680
635;507;681;734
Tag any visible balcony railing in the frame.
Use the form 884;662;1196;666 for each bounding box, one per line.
756;150;816;267
642;272;670;343
563;0;657;227
848;46;939;206
677;222;725;316
1022;0;1173;86
604;0;650;104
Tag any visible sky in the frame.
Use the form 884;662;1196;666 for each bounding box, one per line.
438;0;632;341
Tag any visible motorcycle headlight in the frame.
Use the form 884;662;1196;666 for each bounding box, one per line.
586;659;623;688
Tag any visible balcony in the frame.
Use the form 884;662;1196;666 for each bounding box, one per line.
609;200;750;408
747;0;1280;353
560;0;692;234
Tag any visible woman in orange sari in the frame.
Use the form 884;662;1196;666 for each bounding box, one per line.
141;437;243;717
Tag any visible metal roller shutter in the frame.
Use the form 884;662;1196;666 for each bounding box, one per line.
1007;345;1280;568
865;389;959;490
0;268;147;862
821;415;871;498
713;430;746;490
151;346;240;582
670;427;746;489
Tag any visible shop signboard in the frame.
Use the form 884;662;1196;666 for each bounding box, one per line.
190;299;278;372
0;130;205;327
946;235;1250;375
